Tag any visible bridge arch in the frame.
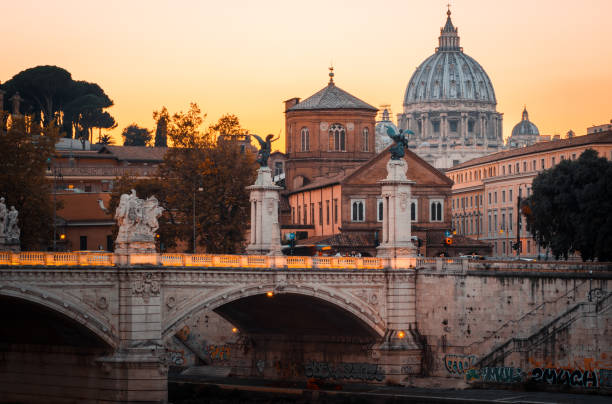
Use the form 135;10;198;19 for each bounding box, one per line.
0;284;118;349
163;283;386;339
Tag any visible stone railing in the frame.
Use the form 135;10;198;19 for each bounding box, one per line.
0;251;413;269
0;251;114;267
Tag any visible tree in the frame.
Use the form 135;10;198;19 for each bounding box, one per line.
0;112;58;250
153;107;169;147
97;134;115;145
159;104;256;253
525;149;612;261
122;124;152;146
0;66;114;139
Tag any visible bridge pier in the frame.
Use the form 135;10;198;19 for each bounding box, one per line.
99;270;168;403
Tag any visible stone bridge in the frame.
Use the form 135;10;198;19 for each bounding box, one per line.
0;251;432;403
0;252;610;403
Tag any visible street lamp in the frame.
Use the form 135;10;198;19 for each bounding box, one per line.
193;182;203;253
46;158;63;251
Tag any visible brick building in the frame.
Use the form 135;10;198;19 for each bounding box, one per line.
281;72;490;257
446;130;612;258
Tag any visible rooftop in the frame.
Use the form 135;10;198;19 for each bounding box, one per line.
448;130;612;171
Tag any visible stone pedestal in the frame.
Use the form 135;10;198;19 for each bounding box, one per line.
377;159;416;258
246;167;282;256
0;236;20;252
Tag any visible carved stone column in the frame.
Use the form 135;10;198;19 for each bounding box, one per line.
376;159;416;258
246;167;282;255
440;112;447;141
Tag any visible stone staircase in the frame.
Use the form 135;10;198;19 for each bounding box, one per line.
466;279;591;355
475;291;612;367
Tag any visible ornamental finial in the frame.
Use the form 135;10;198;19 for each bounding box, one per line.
328;65;335;85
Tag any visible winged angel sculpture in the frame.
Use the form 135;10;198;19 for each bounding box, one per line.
251;134;278;167
385;125;413;160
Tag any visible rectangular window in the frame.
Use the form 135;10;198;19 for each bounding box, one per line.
79;236;87;251
509;189;513;202
508;164;512;174
351;199;365;222
318;202;323;225
488;214;492;233
274;162;283;176
523;161;527;172
552;157;555;165
310;203;314;225
501;213;506;231
433;121;440;133
494;213;498;232
333;198;338;224
541;158;545;169
106;235;113;252
502;190;505;203
494;192;497;204
509;212;513;231
303;204;307;224
411;199;418;221
297;206;301;225
470;196;473;207
532;160;536;170
326;201;330;225
488;193;491;204
449;120;458;132
516;162;520;173
377;199;383;222
292;207;295;223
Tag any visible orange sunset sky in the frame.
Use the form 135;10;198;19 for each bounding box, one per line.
2;0;611;151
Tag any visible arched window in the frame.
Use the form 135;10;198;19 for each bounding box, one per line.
328;123;346;151
300;127;309;151
351;199;365;222
410;199;418;222
362;127;369;152
377;198;383;222
429;199;443;222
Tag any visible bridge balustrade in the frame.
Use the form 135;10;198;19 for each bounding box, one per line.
0;251;420;270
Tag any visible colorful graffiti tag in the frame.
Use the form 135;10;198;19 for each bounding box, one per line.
465;367;525;383
444;354;477;376
531;367;598;387
304;361;385;381
206;344;231;361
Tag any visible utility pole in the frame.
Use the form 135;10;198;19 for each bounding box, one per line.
516;188;522;259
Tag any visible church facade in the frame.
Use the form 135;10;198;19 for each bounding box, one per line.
397;10;504;169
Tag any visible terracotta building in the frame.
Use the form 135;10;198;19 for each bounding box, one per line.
446;130;612;258
281;72;490;257
48;145;166;251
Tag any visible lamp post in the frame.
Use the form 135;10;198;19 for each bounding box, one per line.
47;158;63;251
192;181;203;253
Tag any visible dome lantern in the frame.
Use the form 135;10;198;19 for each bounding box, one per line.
437;7;461;52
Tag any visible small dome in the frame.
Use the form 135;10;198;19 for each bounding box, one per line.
511;107;539;136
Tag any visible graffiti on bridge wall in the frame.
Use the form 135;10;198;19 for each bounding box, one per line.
206;344;231;362
304;361;385;381
444;354;477;376
531;367;599;387
465;367;525;383
461;356;612;389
